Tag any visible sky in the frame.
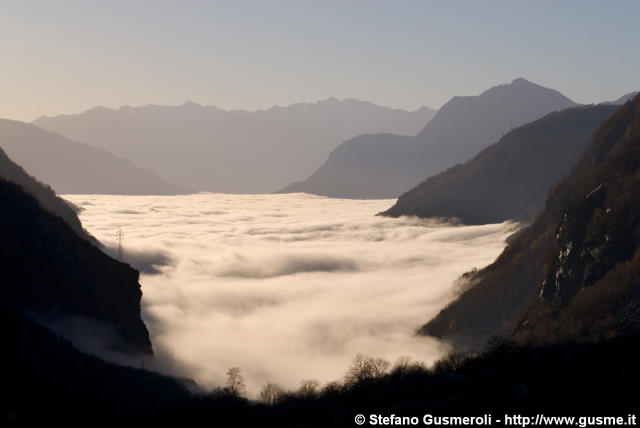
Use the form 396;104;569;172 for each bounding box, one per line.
64;192;515;394
1;0;639;122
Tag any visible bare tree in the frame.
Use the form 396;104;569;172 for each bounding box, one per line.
370;357;391;378
433;352;465;373
224;367;246;397
392;356;412;377
343;353;390;386
259;383;285;405
298;379;320;397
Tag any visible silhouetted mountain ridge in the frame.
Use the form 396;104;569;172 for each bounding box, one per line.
0;118;189;195
33;98;436;193
382;104;619;224
0;145;89;239
279;78;578;198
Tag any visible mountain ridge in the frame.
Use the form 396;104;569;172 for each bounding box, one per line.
278;78;578;198
33;98;436;193
35;97;433;120
382;104;620;224
0;118;190;195
0;144;91;239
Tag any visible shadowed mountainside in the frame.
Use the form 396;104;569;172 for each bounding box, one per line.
0;118;189;195
279;78;578;198
382;105;619;224
0;179;152;355
5;306;640;426
420;94;640;350
0;145;89;239
33;99;436;193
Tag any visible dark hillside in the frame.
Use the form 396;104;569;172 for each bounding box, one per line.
420;94;640;350
383;105;618;224
0;179;152;355
0;145;88;239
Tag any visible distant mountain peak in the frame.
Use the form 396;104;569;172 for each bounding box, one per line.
87;105;113;114
510;77;534;86
283;78;580;199
482;77;561;96
181;100;202;108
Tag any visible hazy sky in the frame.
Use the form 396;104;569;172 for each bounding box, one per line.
2;0;639;121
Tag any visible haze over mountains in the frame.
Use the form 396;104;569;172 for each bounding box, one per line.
4;90;640;425
5;95;640;426
382;104;619;224
0;119;188;195
33;98;436;194
279;78;579;198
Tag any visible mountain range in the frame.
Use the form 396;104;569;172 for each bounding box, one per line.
421;94;640;350
278;78;579;198
4;89;640;425
382;104;619;224
0;119;188;195
33;98;436;193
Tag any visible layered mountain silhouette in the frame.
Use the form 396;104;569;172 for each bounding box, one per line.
0;178;152;355
279;78;578;198
0;119;189;195
33;99;436;193
6;96;640;424
0;145;89;239
382;105;619;224
421;94;640;350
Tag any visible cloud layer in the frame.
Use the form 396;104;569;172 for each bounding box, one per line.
65;193;515;395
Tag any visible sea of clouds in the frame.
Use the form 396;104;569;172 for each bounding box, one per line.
65;193;516;395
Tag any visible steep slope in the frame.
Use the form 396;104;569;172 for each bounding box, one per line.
279;78;578;198
383;105;618;224
421;94;640;350
0;119;189;195
1;310;196;427
0;179;152;354
0;145;88;238
603;91;638;105
33;99;436;193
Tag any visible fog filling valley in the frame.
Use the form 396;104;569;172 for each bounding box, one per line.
64;193;515;395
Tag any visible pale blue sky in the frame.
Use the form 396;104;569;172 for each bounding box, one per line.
1;0;638;121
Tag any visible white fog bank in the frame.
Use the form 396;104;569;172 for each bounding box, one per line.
64;193;516;395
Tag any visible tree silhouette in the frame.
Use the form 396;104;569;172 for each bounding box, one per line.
343;354;390;386
259;383;284;405
297;379;320;397
224;367;245;397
